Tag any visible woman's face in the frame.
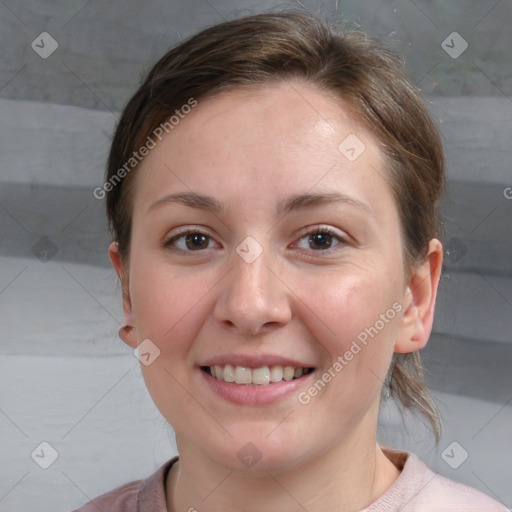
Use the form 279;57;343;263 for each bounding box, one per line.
115;82;417;472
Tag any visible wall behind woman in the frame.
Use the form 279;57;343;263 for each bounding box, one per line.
0;1;510;511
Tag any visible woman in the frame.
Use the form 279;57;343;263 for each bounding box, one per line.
76;11;507;511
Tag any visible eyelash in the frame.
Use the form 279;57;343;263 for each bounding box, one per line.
163;225;347;254
295;226;346;250
163;227;217;252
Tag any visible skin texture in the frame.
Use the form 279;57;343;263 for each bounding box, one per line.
110;81;443;512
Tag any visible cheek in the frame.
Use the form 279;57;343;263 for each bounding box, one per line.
128;260;217;424
129;255;213;354
301;270;400;350
296;268;402;405
294;281;400;436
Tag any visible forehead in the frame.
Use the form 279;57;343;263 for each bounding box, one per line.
132;81;394;218
167;82;369;162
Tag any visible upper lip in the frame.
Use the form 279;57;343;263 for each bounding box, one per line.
199;354;314;368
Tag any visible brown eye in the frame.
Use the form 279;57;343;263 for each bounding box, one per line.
165;231;217;252
308;232;335;250
296;227;344;251
184;233;210;250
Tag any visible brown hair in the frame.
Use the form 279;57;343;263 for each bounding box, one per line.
105;10;443;440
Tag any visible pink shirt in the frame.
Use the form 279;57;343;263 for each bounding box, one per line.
72;450;508;511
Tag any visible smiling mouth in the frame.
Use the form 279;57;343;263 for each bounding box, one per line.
200;365;314;386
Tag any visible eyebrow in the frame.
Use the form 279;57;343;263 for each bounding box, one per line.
148;192;225;214
147;191;371;215
278;191;371;215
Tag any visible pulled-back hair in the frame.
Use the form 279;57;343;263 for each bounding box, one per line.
105;11;444;440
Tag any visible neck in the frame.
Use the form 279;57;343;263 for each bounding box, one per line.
166;426;400;512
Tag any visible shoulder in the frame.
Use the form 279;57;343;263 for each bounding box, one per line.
71;457;177;512
413;465;509;511
374;449;509;512
71;479;141;511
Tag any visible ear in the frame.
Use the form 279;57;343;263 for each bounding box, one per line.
109;241;137;348
394;239;443;354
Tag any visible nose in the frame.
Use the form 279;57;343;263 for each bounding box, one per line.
213;245;292;336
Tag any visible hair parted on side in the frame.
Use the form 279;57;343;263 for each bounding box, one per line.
105;10;444;440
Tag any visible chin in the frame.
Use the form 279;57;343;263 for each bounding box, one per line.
202;433;314;475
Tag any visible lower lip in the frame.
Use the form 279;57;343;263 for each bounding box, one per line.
200;368;314;405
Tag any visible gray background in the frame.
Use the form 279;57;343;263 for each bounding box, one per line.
0;1;511;511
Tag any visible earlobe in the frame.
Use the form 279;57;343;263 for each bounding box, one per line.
118;323;137;348
109;242;138;348
394;239;443;354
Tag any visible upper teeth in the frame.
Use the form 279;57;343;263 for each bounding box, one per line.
208;365;308;385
